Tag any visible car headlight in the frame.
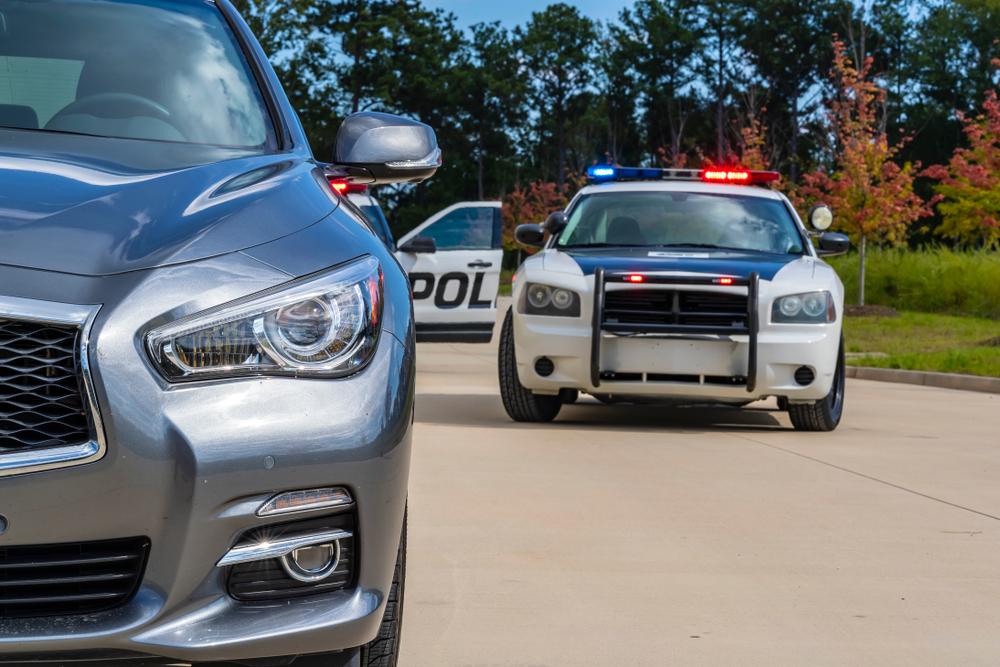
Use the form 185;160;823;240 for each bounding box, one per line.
772;291;835;323
520;283;581;317
146;256;382;381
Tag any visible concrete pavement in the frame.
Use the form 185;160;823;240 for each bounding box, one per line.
401;300;1000;666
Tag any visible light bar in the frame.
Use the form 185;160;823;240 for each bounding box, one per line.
586;166;780;185
256;487;353;517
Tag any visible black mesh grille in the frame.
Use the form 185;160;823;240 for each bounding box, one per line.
603;290;748;328
0;537;149;619
794;366;815;386
228;514;355;601
0;318;90;453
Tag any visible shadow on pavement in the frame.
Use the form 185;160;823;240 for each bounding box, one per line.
416;392;789;432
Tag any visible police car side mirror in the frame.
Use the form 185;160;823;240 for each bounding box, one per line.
816;233;850;257
329;112;442;185
399;236;436;254
544;211;567;234
515;224;546;247
808;204;834;231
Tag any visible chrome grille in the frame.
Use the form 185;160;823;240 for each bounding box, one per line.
0;318;89;453
0;537;150;618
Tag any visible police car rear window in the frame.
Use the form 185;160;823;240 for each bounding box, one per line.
558;192;804;255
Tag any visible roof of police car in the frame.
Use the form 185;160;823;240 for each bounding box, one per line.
576;180;786;200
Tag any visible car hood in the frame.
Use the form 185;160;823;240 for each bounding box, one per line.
0;130;336;276
553;247;804;282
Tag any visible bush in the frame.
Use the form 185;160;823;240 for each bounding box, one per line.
826;247;1000;319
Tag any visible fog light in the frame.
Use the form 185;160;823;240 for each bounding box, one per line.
794;366;815;386
535;357;554;377
280;542;341;582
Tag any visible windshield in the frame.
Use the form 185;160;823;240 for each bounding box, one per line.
0;0;275;148
558;191;805;255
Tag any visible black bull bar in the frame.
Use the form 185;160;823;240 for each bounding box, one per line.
589;268;760;393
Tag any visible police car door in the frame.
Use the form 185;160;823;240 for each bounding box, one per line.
395;202;502;343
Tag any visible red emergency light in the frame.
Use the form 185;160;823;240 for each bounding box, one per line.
713;277;734;285
626;275;644;283
701;169;780;185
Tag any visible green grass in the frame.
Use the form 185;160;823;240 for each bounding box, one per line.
844;311;1000;378
499;268;514;295
827;246;1000;319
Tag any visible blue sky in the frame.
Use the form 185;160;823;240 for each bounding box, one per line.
423;0;633;30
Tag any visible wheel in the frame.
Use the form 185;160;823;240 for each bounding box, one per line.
360;507;406;667
498;308;562;422
788;335;845;432
561;389;579;404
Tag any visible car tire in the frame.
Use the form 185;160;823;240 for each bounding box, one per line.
360;506;406;667
788;335;845;432
498;308;562;422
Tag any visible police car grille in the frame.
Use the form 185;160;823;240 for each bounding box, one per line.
0;537;150;619
0;318;90;453
604;290;748;328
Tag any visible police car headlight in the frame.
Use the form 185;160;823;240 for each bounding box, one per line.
521;283;581;317
146;256;383;381
772;291;835;323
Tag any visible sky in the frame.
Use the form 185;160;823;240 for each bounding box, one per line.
422;0;633;30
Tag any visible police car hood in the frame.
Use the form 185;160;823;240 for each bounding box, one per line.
549;247;802;281
0;131;335;277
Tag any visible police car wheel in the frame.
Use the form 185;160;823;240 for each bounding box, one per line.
498;308;562;422
788;335;846;432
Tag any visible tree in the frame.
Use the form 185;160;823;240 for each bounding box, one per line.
454;23;529;200
920;58;1000;245
699;0;743;163
615;0;701;167
800;37;933;305
516;4;597;191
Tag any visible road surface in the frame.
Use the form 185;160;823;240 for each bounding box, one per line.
402;299;1000;666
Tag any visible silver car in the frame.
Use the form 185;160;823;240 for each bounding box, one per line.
0;0;438;665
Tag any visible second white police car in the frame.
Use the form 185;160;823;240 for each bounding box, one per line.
501;166;851;431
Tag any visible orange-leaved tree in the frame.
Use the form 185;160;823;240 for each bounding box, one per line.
501;180;568;253
800;37;934;305
919;58;1000;246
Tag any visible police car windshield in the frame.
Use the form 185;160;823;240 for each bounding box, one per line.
0;0;275;148
557;192;804;255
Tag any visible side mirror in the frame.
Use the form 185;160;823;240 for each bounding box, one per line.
330;112;441;185
544;211;567;234
515;223;546;247
808;204;834;231
398;236;436;254
816;233;850;257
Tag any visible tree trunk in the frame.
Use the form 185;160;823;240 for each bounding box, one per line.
477;128;485;201
556;103;565;191
790;84;799;184
858;234;866;306
717;26;724;162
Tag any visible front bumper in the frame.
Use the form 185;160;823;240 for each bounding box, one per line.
0;253;414;663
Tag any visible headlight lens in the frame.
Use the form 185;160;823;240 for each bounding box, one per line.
147;256;382;381
521;283;581;317
772;291;835;323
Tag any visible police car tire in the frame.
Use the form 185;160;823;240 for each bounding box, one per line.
498;308;562;422
788;336;846;432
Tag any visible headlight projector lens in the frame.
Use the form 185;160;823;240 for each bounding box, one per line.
552;288;573;309
802;293;827;317
280;542;340;582
527;284;552;308
779;295;802;317
276;299;335;350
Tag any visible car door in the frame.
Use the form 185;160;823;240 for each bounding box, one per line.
395;202;503;343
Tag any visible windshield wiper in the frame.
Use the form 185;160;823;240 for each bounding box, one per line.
559;243;648;249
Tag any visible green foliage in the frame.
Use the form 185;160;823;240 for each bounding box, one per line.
827;247;1000;318
842;311;1000;377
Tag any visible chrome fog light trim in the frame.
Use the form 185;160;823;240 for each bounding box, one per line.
256;487;353;517
217;528;353;567
280;542;341;582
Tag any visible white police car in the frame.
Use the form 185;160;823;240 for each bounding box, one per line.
500;166;851;431
328;183;504;343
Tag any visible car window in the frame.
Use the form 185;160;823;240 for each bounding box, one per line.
416;207;494;250
359;204;394;248
0;0;275;148
558;192;804;254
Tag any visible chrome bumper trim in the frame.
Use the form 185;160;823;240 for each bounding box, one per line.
217;529;354;567
0;295;105;478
